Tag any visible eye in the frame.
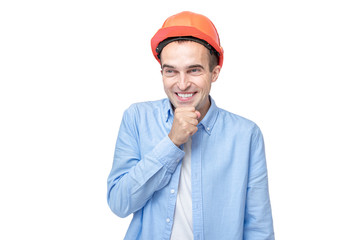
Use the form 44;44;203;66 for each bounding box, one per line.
188;68;202;75
163;68;177;77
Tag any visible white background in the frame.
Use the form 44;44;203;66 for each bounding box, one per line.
1;0;359;239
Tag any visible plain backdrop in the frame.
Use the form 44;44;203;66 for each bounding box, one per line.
1;0;359;239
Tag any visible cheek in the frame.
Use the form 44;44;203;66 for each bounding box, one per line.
162;78;174;91
193;77;212;92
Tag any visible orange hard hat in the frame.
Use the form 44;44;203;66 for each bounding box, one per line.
151;11;224;67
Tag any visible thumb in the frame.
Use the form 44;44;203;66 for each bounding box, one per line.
195;110;201;119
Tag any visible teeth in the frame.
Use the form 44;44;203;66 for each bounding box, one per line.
178;93;194;98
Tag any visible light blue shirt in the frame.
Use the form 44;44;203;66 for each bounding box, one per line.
107;97;274;240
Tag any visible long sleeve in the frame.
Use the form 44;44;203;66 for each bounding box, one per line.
107;98;275;239
243;126;275;240
107;105;184;218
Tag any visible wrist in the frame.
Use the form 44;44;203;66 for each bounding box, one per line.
168;133;181;147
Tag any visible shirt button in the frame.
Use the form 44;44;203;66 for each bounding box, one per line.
166;218;170;223
207;127;210;131
170;189;175;194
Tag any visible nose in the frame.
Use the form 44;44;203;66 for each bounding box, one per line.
177;72;191;90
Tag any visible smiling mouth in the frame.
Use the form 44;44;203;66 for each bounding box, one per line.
175;92;196;101
177;93;194;98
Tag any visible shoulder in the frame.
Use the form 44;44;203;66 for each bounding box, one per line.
217;107;260;132
125;98;167;114
217;108;265;151
214;107;264;144
122;98;169;124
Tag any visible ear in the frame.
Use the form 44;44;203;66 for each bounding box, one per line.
211;65;221;83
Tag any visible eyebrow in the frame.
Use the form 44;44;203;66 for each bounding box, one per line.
188;64;204;70
162;64;175;69
162;64;205;70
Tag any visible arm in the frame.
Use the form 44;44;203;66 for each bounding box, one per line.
107;105;184;218
243;126;275;240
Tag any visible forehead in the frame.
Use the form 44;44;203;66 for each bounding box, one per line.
161;41;209;68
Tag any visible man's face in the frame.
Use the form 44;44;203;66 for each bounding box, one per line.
161;41;221;119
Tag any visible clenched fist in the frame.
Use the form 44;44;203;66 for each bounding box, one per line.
168;107;201;147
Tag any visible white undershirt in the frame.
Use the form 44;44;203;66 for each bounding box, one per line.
170;138;193;240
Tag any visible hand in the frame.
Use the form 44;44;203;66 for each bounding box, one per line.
168;107;201;147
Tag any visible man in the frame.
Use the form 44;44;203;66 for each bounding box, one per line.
107;11;274;240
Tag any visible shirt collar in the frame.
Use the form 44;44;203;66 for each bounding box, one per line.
163;96;219;135
163;98;173;123
199;96;219;135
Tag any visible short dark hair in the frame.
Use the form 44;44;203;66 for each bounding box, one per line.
208;50;219;71
158;38;219;71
